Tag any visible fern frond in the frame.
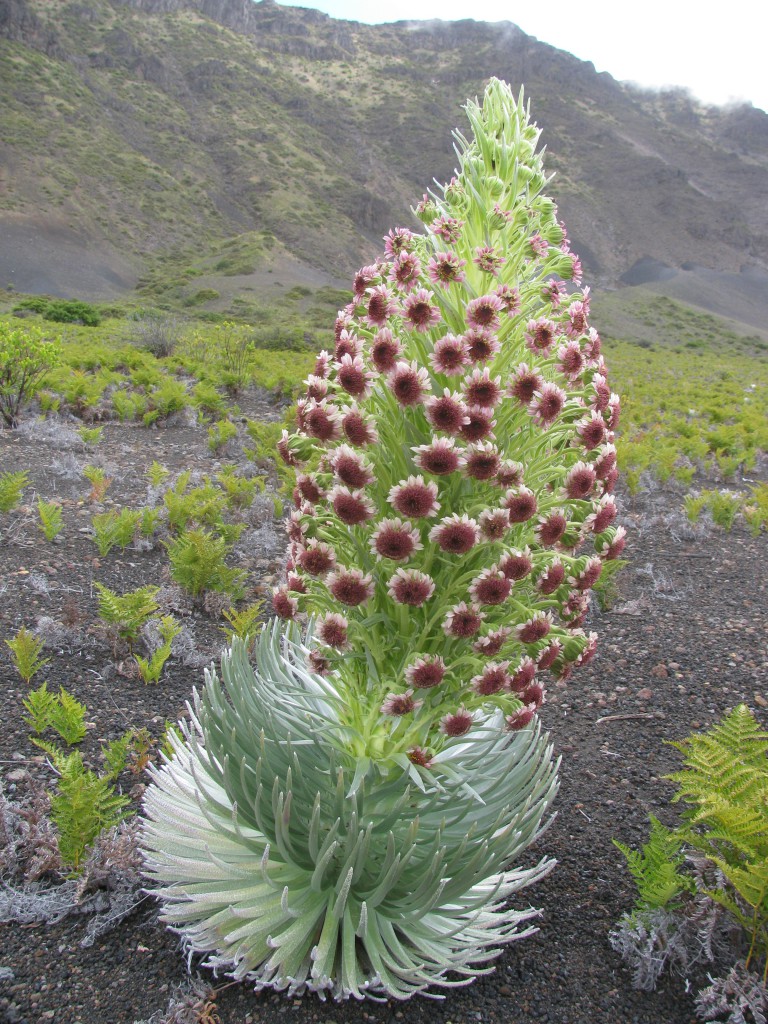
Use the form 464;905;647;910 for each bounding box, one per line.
23;680;58;734
52;756;132;869
704;857;768;925
614;816;693;911
37;498;64;541
48;687;87;746
5;626;49;684
101;730;134;781
165;529;246;599
95;583;160;643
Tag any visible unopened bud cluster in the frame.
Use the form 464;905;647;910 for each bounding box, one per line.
274;80;624;765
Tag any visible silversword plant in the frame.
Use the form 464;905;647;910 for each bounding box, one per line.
142;79;622;1001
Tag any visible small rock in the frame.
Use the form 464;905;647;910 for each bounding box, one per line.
754;694;768;708
650;663;668;678
637;688;653;700
6;769;26;783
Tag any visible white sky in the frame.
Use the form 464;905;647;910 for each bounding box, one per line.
276;0;768;113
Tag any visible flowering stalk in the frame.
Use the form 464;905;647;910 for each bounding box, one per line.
275;79;623;766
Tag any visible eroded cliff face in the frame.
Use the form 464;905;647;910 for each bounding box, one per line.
1;0;767;295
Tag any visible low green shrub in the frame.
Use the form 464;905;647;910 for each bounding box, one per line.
0;321;61;426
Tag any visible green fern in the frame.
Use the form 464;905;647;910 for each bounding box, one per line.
216;467;262;509
166;529;246;600
139;505;162;539
37;498;64;541
219;601;264;645
614;816;694;911
77;425;103;446
46;747;131;870
83;464;112;501
146;460;170;488
91;508;141;556
22;680;59;734
617;706;768;979
0;470;28;513
207;418;238;453
134;615;181;684
48;687;87;746
6;626;49;684
24;682;87;745
163;481;228;533
101;730;135;781
95;582;160;644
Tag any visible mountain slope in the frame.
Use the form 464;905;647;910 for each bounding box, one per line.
1;0;767;306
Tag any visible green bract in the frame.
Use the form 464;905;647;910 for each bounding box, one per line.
141;627;558;1000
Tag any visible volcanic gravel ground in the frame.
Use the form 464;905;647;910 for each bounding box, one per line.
0;412;766;1024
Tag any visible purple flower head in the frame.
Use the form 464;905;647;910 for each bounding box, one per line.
387;568;435;607
383;226;415;259
464;327;500;364
471;662;511;696
389;252;422;292
432;215;463;244
427;252;467;289
473;245;506;276
466;294;503;332
370;518;422;562
413;437;461;476
440;707;473;736
430;334;470;376
425;390;470;435
463;368;503;410
337;354;374;400
389;476;440;519
330;485;375;527
525;317;557;357
406;654;446;689
327;567;374;607
365;284;398;327
370;328;402;372
317;612;349;649
388;360;430;407
443;602;485;638
402;288;442;333
429;514;480;554
460;441;501;481
353;264;379;300
381;690;419;716
332;445;375;489
298;539;336;577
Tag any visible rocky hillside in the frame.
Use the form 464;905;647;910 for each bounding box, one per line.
1;0;767;312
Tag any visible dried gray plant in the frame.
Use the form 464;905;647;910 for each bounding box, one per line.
0;779;62;882
18;417;81;450
132;976;220;1024
695;962;768;1024
50;452;83;481
608;906;698;991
